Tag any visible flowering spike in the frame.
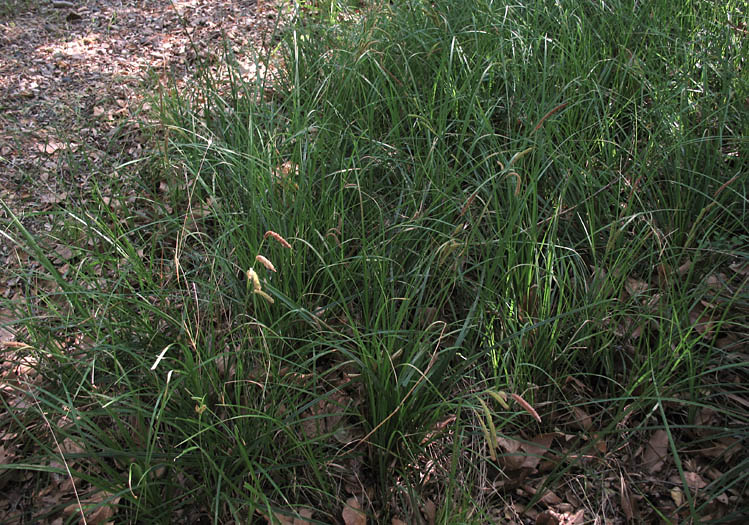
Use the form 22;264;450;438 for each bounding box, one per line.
246;268;261;292
253;289;275;304
511;393;541;423
264;230;292;249
255;254;276;272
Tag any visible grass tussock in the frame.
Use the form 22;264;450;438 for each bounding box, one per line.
2;0;747;522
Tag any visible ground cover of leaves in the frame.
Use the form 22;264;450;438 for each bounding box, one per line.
0;0;279;244
0;0;281;290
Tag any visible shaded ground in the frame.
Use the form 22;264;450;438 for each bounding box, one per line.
1;0;280;331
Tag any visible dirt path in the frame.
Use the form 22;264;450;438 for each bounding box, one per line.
0;0;282;322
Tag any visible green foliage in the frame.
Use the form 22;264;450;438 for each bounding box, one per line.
2;0;747;522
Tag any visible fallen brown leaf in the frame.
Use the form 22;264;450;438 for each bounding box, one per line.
64;492;120;525
522;434;554;470
0;445;12;471
689;302;716;336
0;317;15;345
670;487;684;507
496;435;525;470
684;471;708;491
342;496;366;525
60;437;85;457
86;493;120;525
260;508;314;525
701;436;740;462
695;407;718;435
641;429;669;473
563;375;590;394
536;509;558;525
423;498;436;525
40;192;68;205
55;244;74;260
38;141;64;155
523;483;562;506
536;509;584;525
591;432;607;454
625;276;648;297
294;509;314;525
677;260;693;276
540;489;562;506
725;392;749;410
570;406;592;431
729;260;749;276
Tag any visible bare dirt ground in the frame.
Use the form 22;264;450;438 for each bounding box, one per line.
0;0;281;336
